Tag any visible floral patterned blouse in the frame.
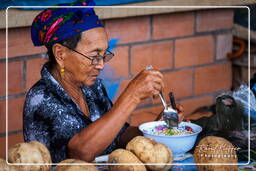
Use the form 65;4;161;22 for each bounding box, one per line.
23;63;129;163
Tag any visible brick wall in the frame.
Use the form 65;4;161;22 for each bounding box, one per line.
0;8;234;159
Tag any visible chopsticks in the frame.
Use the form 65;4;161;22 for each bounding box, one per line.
168;92;176;110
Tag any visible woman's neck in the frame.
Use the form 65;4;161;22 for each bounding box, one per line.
50;65;90;117
51;66;82;102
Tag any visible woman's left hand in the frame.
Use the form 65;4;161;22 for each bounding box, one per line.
176;103;184;123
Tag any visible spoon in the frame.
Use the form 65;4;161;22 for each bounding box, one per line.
162;92;179;128
159;91;168;110
159;92;179;127
145;66;179;127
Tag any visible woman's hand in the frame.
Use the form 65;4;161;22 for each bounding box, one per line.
125;69;164;103
176;104;185;123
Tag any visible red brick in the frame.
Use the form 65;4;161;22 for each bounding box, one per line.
26;57;48;90
0;30;5;59
216;33;233;60
0;100;6;134
196;9;234;32
153;12;194;39
0;136;7;159
175;35;214;68
0;97;25;134
8;97;25;133
179;95;214;117
0;27;46;59
8;61;24;95
105;16;150;44
195;62;232;95
131;41;174;74
106;46;129;77
162;69;193;100
148;69;194;105
0;62;6;96
129;106;162;126
0;133;24;159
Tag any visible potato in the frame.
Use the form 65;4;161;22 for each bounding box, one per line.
0;158;11;171
126;136;173;171
194;136;238;171
0;158;17;171
8;141;51;171
108;149;147;171
54;159;98;171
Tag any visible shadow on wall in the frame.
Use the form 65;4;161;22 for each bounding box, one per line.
99;64;123;100
99;38;123;101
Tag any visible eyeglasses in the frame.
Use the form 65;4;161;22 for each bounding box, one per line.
61;44;114;65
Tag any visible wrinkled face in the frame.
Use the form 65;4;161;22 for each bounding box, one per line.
63;27;108;86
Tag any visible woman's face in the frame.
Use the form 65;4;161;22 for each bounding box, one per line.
63;27;108;86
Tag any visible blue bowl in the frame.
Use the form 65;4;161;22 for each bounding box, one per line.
139;121;202;155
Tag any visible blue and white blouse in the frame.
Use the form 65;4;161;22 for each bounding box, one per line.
23;63;129;163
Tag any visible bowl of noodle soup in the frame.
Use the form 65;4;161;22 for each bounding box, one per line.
139;121;202;156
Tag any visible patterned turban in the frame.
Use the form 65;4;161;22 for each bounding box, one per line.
31;0;103;46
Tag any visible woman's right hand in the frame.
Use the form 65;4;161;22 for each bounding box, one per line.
125;68;164;102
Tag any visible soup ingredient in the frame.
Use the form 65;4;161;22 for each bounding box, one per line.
194;136;238;171
54;159;98;171
126;136;172;171
145;124;194;136
108;149;146;171
8;141;52;171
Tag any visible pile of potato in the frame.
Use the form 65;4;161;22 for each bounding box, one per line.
194;136;238;171
0;158;11;171
54;159;99;171
0;141;52;171
0;136;173;171
0;141;98;171
108;136;173;171
8;141;52;171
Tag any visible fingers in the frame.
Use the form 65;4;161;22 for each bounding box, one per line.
150;78;164;97
144;68;163;79
149;70;163;80
128;68;165;100
152;81;162;91
140;69;164;94
176;103;184;113
145;69;164;91
178;112;184;123
176;103;184;123
152;76;164;91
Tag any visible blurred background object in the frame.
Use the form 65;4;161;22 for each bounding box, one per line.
229;4;256;89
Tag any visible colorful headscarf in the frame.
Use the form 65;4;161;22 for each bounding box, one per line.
31;0;103;46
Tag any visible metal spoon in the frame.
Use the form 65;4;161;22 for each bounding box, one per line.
159;92;179;127
145;66;179;127
163;92;179;127
159;91;168;110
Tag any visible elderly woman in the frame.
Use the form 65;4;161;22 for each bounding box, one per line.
23;0;183;163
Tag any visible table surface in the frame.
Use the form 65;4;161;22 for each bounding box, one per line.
97;156;255;171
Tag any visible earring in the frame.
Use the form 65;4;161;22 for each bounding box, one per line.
60;68;65;78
